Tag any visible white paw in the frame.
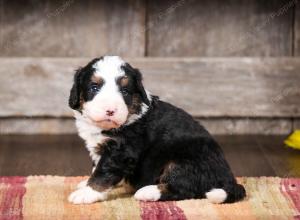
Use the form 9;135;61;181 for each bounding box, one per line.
68;186;107;204
205;188;227;204
134;185;161;201
77;179;88;189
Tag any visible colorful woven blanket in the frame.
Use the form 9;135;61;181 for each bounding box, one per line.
0;176;299;219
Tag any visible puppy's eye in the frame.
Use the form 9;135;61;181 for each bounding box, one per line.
121;88;129;96
89;85;99;93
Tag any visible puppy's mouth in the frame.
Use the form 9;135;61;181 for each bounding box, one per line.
93;119;120;130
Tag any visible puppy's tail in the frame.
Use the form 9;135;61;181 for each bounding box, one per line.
205;183;246;204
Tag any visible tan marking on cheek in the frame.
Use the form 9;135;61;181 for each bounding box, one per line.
91;75;103;84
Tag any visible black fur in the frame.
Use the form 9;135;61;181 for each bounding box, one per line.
70;57;246;203
88;98;246;203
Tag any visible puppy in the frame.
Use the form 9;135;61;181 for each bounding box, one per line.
68;56;246;204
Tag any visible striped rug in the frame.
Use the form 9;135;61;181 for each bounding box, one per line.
0;176;299;220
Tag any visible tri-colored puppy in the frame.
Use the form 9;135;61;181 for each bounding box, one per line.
68;56;246;204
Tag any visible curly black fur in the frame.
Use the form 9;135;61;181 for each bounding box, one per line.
69;56;246;203
88;97;246;203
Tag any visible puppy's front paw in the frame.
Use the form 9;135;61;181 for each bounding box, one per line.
68;186;107;204
76;179;88;189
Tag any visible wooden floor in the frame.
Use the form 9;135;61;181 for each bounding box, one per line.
0;135;300;177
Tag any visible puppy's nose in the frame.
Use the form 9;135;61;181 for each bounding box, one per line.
106;110;115;116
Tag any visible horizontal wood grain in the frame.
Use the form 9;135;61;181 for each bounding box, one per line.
0;0;145;57
0;57;299;118
147;0;294;56
0;118;76;134
0;118;293;135
199;118;292;135
0;0;297;57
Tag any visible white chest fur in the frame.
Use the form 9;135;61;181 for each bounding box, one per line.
74;111;107;165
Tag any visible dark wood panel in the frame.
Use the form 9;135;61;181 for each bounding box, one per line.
0;58;300;117
147;0;294;56
257;135;300;177
217;135;276;177
0;0;145;57
0;135;91;176
1;135;300;177
295;2;300;55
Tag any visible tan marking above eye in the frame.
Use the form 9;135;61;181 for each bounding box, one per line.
120;76;129;87
91;74;103;84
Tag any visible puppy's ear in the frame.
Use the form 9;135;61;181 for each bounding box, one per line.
122;63;150;105
69;68;83;110
133;68;150;105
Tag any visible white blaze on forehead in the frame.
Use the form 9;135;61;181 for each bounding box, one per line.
93;56;126;79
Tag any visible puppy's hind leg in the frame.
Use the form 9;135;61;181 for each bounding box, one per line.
134;183;192;201
134;162;198;201
206;183;246;204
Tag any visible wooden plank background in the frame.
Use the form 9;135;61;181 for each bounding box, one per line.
0;118;292;135
296;2;300;55
0;0;299;57
0;0;145;57
199;118;292;135
0;0;299;134
0;57;299;118
294;120;300;130
147;0;294;57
